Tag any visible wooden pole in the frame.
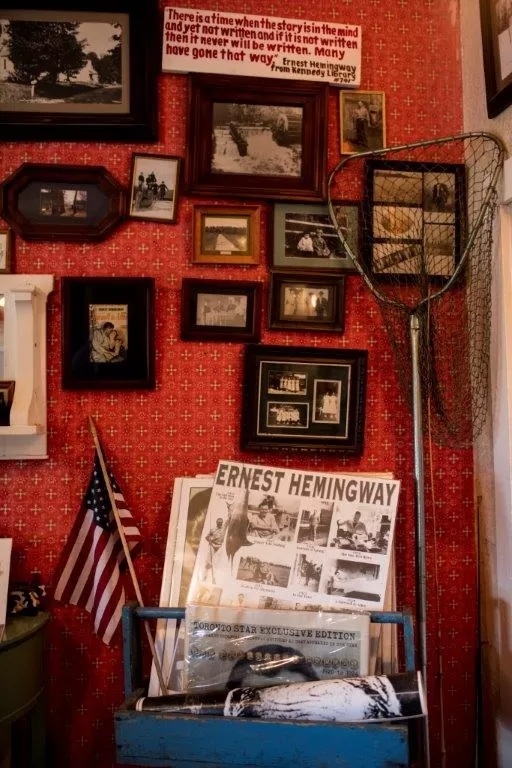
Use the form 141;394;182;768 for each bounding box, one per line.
88;416;167;695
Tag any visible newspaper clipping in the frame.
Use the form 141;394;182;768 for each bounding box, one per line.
188;460;400;613
184;603;369;693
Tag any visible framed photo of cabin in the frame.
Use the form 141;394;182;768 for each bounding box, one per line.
128;154;181;224
480;0;512;117
339;91;386;154
185;73;328;201
0;2;159;141
271;201;360;273
0;228;12;273
268;270;346;333
0;163;125;241
241;344;367;454
61;277;155;389
181;278;262;343
192;205;262;265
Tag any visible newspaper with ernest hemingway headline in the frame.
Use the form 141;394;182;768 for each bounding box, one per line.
187;460;400;613
184;603;369;693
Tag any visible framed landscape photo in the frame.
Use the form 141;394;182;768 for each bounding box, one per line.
192;205;261;265
241;345;367;454
181;278;262;343
0;163;125;241
185;73;328;201
480;0;512;117
0;2;159;142
339;91;386;154
268;270;345;333
271;201;360;272
364;159;465;279
128;154;181;224
61;277;155;389
0;228;12;273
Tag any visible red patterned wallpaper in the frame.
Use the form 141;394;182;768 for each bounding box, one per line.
0;2;473;766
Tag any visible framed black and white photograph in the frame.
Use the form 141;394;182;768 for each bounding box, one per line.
268;270;345;333
0;163;125;241
128;154;181;224
0;2;158;141
480;0;512;116
364;159;465;278
271;202;360;272
339;91;386;154
192;205;261;265
185;73;328;201
61;277;155;389
241;345;367;454
181;278;262;342
0;228;12;273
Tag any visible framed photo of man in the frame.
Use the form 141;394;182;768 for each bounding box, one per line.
339;91;386;154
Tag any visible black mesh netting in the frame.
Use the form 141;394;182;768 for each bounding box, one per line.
328;133;505;447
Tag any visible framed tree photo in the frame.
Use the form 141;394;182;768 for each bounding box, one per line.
241;345;367;454
185;73;328;201
61;277;155;389
181;278;262;343
480;0;512;117
192;205;261;265
268;270;345;333
0;1;159;142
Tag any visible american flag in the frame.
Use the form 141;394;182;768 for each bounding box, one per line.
53;451;141;645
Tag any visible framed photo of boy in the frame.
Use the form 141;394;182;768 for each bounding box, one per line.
241;345;367;454
339;91;386;154
192;205;261;265
185;73;328;201
480;0;512;117
181;278;262;343
128;154;181;224
0;228;12;273
268;270;345;333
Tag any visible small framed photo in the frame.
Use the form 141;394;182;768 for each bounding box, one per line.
241;344;367;454
339;91;386;154
185;74;328;201
61;277;155;389
364;159;465;279
0;229;12;273
128;154;181;224
181;278;262;343
268;270;345;333
192;205;261;265
0;163;125;242
271;202;360;273
0;381;15;426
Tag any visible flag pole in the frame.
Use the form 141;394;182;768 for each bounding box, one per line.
88;416;167;695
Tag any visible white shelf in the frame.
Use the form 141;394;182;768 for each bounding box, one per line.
0;425;44;436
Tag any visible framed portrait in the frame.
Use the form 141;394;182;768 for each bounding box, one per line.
0;228;12;273
181;278;262;342
0;380;15;426
0;163;125;241
128;154;181;224
0;1;158;142
185;73;328;201
364;159;465;279
268;270;346;333
271;201;360;273
241;344;367;454
480;0;512;117
192;205;261;265
339;91;386;154
61;276;155;389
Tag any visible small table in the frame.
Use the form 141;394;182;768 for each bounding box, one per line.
0;613;49;768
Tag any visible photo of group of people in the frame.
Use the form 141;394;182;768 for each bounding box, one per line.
282;285;331;321
195;292;247;328
284;212;345;261
267;402;308;429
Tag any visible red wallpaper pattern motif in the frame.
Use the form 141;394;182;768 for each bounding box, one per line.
0;2;475;766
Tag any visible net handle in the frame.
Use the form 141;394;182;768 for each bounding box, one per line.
327;131;506;313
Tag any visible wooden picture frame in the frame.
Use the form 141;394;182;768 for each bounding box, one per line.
0;163;125;241
0;228;12;273
268;270;345;333
0;1;159;142
480;0;512;117
192;205;261;265
181;278;262;343
128;154;181;224
339;91;386;154
185;73;328;201
241;344;367;454
61;277;155;389
364;159;465;279
271;201;360;273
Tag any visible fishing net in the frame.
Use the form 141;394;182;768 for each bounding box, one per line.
328;132;505;447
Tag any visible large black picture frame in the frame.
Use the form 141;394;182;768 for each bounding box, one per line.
241;345;367;454
0;1;159;142
61;277;155;389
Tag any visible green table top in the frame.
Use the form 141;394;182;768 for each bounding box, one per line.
0;613;49;651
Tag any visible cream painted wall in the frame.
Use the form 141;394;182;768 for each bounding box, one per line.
461;1;512;764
